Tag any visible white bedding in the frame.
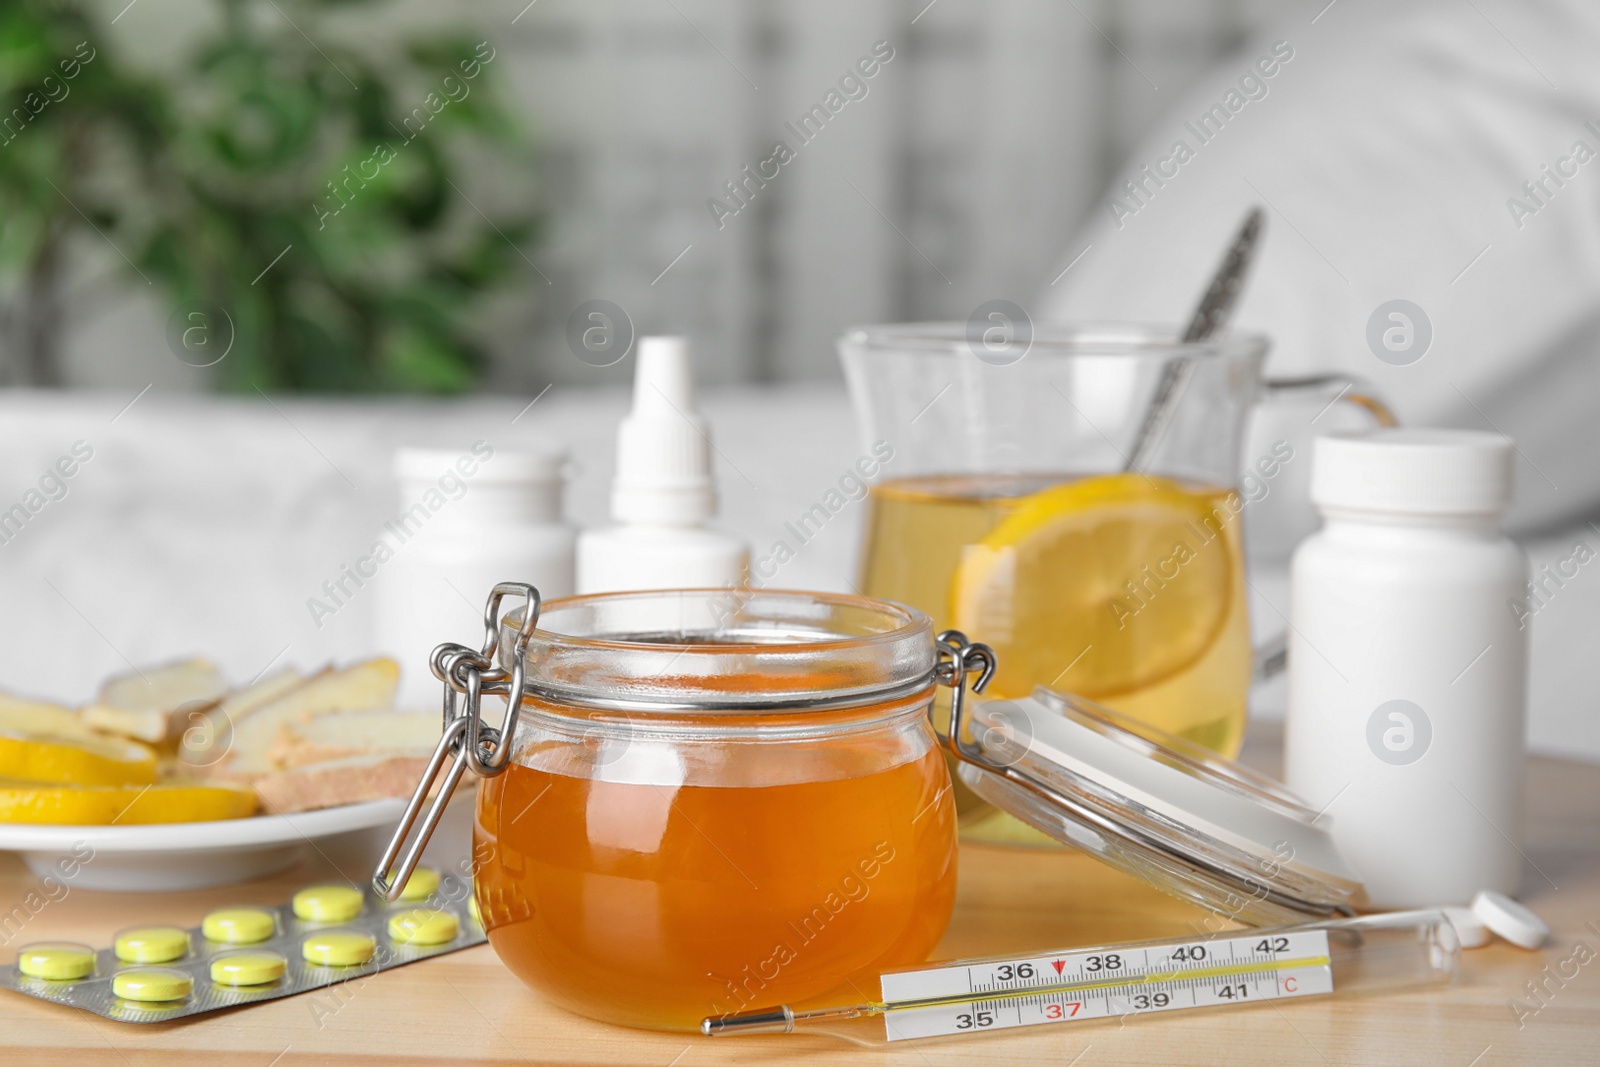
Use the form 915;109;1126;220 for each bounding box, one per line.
0;387;1590;761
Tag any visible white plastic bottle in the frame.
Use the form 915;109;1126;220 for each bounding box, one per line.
376;443;575;709
1286;429;1527;907
577;336;748;593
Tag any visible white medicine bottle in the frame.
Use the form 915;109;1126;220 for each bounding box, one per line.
376;443;575;709
577;336;748;593
1285;429;1527;907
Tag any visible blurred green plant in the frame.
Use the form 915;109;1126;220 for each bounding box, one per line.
0;2;143;386
0;0;537;392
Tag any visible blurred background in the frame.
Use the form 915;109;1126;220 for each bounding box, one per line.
4;0;1600;761
3;0;1284;391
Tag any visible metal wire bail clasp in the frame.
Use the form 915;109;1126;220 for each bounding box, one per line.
933;629;998;767
373;582;542;902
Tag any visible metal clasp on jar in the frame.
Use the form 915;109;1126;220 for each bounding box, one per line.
933;629;998;759
373;582;540;902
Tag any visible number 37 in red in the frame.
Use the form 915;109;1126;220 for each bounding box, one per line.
1043;1003;1081;1020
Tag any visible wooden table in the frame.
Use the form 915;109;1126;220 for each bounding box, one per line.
3;724;1596;1066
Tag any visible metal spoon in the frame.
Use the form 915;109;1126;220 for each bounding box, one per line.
1123;206;1265;473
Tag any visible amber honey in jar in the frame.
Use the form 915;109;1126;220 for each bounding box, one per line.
471;589;958;1031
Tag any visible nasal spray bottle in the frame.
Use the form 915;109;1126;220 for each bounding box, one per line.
577;336;749;593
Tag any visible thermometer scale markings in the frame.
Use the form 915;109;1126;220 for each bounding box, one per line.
879;930;1333;1041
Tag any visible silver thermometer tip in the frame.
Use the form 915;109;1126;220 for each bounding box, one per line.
701;1006;794;1036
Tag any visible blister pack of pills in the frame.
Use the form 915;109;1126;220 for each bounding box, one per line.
0;867;484;1023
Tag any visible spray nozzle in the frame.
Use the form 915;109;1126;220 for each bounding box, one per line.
612;335;716;525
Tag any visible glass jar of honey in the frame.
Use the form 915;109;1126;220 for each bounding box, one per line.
380;585;961;1032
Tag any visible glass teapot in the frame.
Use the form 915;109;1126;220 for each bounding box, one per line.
839;322;1393;844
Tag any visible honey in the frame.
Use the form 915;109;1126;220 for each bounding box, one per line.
474;721;957;1031
382;587;964;1030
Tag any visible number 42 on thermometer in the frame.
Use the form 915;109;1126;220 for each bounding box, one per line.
879;930;1333;1041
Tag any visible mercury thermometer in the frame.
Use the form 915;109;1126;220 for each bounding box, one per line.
703;910;1458;1044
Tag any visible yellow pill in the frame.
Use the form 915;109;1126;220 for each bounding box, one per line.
302;930;377;967
292;885;364;923
114;926;190;964
113;967;193;1002
388;908;459;946
468;893;481;927
210;951;286;986
16;942;95;981
397;866;440;903
202;907;276;945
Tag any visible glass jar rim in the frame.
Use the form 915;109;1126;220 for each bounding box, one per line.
499;588;938;714
839;321;1270;360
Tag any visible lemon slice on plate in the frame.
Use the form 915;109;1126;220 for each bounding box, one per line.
0;732;157;786
0;779;257;824
951;473;1234;700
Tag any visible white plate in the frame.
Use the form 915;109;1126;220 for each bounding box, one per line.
0;799;445;892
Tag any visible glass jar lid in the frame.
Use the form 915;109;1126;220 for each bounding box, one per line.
948;686;1366;925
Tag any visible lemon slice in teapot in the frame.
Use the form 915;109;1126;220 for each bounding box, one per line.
950;473;1235;700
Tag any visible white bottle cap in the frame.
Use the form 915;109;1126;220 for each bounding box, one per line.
611;336;716;525
1311;429;1513;516
1441;905;1491;949
394;444;565;485
1471;889;1549;949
